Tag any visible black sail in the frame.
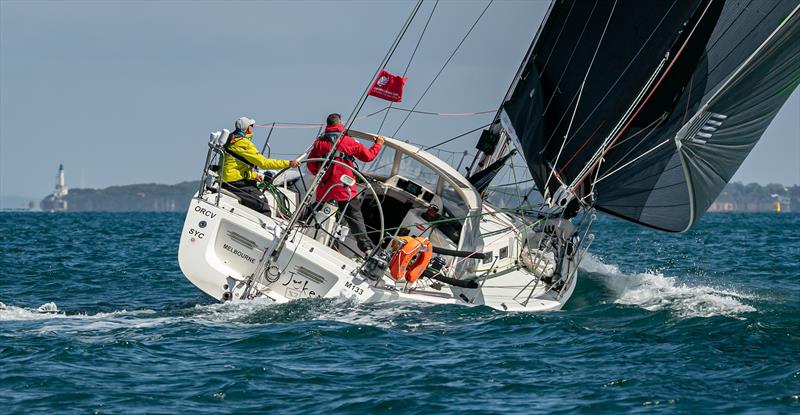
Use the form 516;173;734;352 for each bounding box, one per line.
500;0;800;232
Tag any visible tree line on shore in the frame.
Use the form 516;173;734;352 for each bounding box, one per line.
33;180;799;213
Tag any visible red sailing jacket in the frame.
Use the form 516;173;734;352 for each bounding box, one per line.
307;124;382;202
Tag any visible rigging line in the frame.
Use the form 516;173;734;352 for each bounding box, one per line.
541;0;680;155
594;114;666;178
570;57;666;186
422;123;490;151
670;0;766;105
252;0;425;283
401;0;438;82
393;0;494;137
355;201;554;239
378;0;440;134
422;147;474;155
344;0;424;130
618;1;783;164
542;0;617;196
677;0;790;113
391;108;496;116
587;156;604;198
254;121;319;126
260;107;493;130
364;106;391;118
489;0;554;127
257;108;391;130
537;0;578;76
604;112;666;153
522;185;537;204
572;0;718;192
489;179;534;189
557;120;605;174
537;82;581;154
508;151;526;210
541;0;601;117
487;188;525;197
607;160;682;189
354;206;477;239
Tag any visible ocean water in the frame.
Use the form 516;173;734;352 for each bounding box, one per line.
0;212;797;414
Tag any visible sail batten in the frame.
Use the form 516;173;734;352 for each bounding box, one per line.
501;0;800;232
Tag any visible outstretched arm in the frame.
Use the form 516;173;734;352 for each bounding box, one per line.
345;135;384;162
234;139;291;170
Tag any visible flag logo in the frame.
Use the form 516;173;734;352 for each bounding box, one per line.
368;69;407;103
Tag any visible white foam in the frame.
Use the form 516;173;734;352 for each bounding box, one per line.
0;295;445;337
315;299;449;330
580;254;757;318
187;297;278;324
0;301;168;335
185;297;447;330
0;302;67;321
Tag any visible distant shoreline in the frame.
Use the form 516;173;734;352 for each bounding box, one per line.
3;180;796;213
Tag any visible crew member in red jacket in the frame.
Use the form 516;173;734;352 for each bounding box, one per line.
307;113;384;253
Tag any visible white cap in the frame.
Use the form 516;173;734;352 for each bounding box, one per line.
235;116;255;132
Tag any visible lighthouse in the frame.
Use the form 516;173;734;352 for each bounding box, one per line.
55;164;68;198
40;164;69;211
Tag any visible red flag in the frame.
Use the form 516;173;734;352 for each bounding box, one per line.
367;69;407;102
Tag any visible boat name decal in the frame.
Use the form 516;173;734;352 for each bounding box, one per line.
281;272;319;299
188;228;205;240
344;280;365;296
222;243;256;264
194;205;217;219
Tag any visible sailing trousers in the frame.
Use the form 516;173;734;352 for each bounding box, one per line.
222;180;271;215
336;199;374;252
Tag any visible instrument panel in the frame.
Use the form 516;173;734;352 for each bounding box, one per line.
396;177;435;203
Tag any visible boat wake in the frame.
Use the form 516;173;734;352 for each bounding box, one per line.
0;298;454;333
0;302;68;321
0;253;758;328
580;254;757;318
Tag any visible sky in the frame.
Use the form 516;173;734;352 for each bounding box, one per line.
1;0;798;203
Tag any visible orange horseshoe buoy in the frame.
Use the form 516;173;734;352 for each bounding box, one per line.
389;236;433;283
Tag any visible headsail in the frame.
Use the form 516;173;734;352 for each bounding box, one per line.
500;0;800;232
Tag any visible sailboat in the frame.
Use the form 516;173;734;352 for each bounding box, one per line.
178;0;800;312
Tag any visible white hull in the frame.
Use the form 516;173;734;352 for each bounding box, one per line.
179;134;589;312
179;192;578;312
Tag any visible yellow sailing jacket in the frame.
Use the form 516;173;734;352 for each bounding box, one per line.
222;134;290;182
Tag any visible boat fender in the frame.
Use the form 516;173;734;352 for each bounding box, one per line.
389;236;433;283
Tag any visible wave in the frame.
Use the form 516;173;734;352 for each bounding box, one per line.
579;254;757;318
187;297;453;330
0;302;67;321
0;297;452;333
2;253;758;328
0;302;171;335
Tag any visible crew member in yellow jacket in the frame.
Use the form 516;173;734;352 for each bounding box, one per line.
222;116;300;214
